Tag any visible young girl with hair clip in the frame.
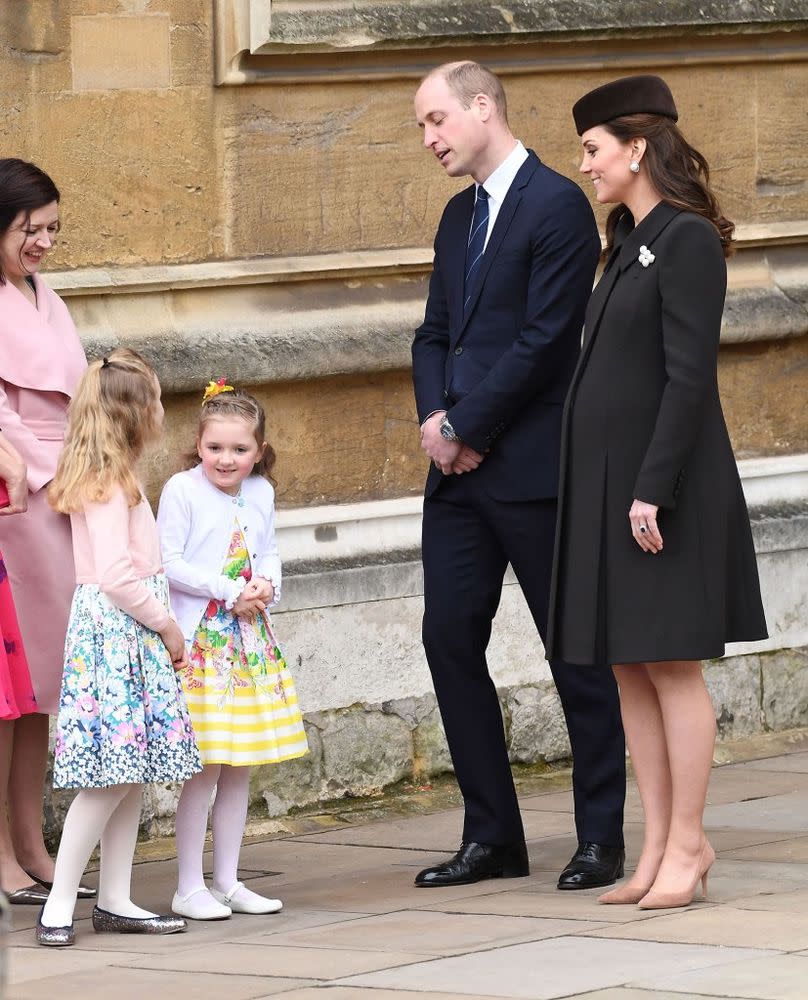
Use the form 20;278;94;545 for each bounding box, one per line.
158;381;307;921
37;349;201;946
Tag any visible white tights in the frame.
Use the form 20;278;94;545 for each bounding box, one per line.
175;764;250;897
40;783;156;927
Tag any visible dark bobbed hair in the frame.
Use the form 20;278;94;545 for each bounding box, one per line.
0;158;61;284
183;388;277;484
600;114;734;259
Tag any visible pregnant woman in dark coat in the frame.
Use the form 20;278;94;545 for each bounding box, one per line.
548;76;767;910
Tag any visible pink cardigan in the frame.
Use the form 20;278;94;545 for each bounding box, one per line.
70;488;171;633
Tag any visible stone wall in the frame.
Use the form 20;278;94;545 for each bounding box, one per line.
2;6;807;508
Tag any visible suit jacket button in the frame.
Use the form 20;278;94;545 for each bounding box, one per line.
442;389;449;399
454;346;463;355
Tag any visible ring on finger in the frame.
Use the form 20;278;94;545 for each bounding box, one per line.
639;525;648;535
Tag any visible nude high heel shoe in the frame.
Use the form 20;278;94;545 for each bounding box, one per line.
637;840;715;910
598;882;653;905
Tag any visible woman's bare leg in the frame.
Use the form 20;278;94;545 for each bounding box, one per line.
8;713;55;881
612;663;672;890
647;659;715;892
0;720;38;892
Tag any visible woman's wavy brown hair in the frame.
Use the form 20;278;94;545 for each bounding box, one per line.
601;113;734;259
183;389;276;483
49;348;162;513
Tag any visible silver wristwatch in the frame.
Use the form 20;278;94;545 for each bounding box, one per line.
439;417;461;443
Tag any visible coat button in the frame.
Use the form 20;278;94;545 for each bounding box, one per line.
442;389;449;399
454;346;463;355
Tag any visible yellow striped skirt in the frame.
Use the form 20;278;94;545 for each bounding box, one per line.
181;605;308;768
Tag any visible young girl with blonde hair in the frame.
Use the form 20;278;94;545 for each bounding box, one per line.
158;381;307;920
37;349;201;946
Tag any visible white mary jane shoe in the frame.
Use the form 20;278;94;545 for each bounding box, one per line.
171;888;232;920
211;882;283;914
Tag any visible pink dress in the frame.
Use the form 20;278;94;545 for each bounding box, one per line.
0;553;37;720
0;274;87;714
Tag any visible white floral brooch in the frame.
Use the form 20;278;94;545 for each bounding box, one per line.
638;244;656;268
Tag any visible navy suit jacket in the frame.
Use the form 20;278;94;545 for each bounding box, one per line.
412;150;601;500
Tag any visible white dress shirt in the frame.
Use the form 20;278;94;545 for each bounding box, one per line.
476;139;529;249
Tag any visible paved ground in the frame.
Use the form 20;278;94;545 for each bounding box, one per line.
5;728;808;1000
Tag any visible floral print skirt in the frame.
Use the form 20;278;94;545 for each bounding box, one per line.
180;522;308;767
53;574;202;789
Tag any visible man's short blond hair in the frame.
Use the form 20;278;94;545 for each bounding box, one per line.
430;61;509;123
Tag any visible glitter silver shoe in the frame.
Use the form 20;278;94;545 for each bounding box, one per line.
91;906;187;935
36;908;75;947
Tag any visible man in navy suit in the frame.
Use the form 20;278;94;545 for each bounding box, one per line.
412;62;626;889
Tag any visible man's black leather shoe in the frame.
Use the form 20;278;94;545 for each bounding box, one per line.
414;841;529;887
557;842;625;890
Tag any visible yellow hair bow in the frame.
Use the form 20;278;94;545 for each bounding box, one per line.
203;378;235;403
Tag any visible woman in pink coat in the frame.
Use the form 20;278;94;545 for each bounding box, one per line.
0;159;88;902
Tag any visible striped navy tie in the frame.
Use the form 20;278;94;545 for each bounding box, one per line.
464;185;489;315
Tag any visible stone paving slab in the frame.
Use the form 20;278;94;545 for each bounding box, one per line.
5;732;808;1000
569;992;750;1000
258;990;512;1000
414;887;662;923
631;953;808;998
296;807;575;852
730;752;808;773
691;858;808;902
254;909;607;955
583;904;808;950
729;887;808;912
6;967;311;1000
338;936;772;999
8;945;139;984
521;767;808;821
126;941;431;979
704;790;808;833
719;836;808;863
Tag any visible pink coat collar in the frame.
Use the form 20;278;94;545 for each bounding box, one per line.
0;273;86;397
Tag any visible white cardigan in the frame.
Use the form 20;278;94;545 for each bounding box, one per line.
156;464;283;641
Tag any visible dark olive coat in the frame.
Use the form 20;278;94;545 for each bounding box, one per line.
547;202;767;666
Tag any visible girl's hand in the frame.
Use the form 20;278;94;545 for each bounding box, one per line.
629;499;663;554
233;592;265;621
0;473;28;515
160;620;188;671
247;577;275;604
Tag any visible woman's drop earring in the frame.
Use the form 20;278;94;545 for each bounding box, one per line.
630;161;640;174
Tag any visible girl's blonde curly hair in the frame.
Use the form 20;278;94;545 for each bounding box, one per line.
49;348;161;513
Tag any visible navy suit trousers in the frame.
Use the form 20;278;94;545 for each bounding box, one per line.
421;472;626;847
